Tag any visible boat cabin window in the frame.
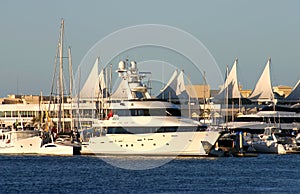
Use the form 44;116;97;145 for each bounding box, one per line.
235;117;264;122
45;145;57;148
150;108;181;116
106;126;198;134
5;111;12;117
236;116;300;123
133;91;144;99
114;108;181;117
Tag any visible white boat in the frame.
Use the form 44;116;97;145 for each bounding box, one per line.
215;58;299;131
38;142;74;156
82;59;221;156
252;127;286;154
0;129;42;154
37;19;81;156
225;110;300;131
37;132;77;156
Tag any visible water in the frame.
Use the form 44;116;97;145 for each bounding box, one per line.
0;154;299;193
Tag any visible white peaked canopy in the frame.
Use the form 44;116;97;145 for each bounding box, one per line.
176;70;189;99
214;58;241;100
156;69;189;100
110;78;131;99
176;70;186;95
97;69;107;97
156;70;178;99
248;58;274;102
285;80;300;102
80;58;106;98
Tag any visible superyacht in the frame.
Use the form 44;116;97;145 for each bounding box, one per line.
83;60;221;156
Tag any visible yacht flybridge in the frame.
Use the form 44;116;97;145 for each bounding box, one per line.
83;60;221;156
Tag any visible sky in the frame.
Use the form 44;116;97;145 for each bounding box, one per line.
0;0;300;97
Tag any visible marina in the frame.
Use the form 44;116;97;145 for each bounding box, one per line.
0;19;299;158
1;1;300;193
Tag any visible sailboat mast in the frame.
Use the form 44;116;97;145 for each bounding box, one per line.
225;65;229;126
58;18;65;133
236;58;241;114
38;90;43;129
68;47;73;96
203;71;206;124
105;67;108;99
77;67;81;129
110;64;113;95
68;47;73;131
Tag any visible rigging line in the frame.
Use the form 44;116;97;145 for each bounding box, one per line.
48;35;60;117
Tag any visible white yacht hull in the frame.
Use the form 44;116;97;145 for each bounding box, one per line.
86;131;220;156
38;143;74;156
225;122;267;130
252;141;286;154
0;136;42;154
225;121;299;130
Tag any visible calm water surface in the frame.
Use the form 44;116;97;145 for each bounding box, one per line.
0;154;299;193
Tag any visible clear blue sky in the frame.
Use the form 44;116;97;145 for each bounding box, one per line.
0;0;299;96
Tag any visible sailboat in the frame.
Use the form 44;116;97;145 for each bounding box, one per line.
38;19;80;156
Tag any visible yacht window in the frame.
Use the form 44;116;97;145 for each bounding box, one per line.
5;111;12;117
12;111;18;117
130;109;138;116
236;117;264;122
134;91;144;99
113;108;181;117
149;109;166;116
45;145;56;148
107;127;132;134
280;117;296;123
167;108;181;116
143;109;150;116
106;126;198;134
28;111;35;117
116;109;129;116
